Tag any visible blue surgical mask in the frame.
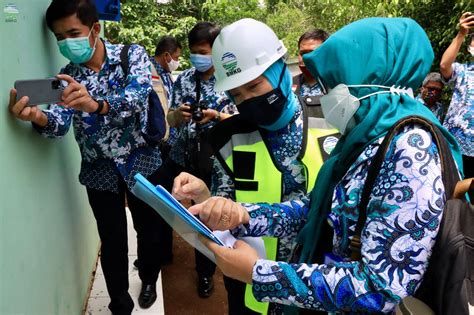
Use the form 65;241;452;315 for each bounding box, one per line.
190;54;213;72
57;27;98;64
321;84;414;135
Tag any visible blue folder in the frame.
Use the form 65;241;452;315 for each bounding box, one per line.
132;173;225;262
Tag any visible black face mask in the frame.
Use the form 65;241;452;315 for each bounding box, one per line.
237;65;287;126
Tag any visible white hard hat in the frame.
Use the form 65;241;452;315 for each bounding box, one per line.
212;18;287;92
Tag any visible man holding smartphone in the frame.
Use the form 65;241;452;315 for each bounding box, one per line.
9;1;164;314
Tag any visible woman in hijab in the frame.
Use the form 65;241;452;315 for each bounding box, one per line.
173;17;463;313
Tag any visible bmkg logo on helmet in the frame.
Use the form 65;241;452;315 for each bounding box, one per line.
221;52;242;77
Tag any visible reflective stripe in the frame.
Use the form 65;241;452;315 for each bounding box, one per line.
225;134;282;203
220;130;262;161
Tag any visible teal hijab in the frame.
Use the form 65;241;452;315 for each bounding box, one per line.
297;17;463;262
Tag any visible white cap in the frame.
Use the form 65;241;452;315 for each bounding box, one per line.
212;18;287;92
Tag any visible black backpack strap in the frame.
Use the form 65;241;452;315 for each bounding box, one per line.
194;71;201;102
120;44;132;77
350;115;460;260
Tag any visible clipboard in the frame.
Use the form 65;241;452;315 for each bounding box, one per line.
132;173;227;262
132;173;268;262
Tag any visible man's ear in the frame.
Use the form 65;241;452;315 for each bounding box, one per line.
93;22;101;36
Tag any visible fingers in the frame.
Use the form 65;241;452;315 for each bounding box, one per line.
195;197;242;231
172;172;209;202
172;172;193;200
62;84;86;105
207;198;229;228
188;202;202;215
18;105;41;122
56;74;75;84
9;88;17;110
198;109;215;124
179;104;190;112
9;96;31;118
461;12;472;19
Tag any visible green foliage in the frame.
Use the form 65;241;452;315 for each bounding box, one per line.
105;0;473;71
203;0;266;26
265;2;312;56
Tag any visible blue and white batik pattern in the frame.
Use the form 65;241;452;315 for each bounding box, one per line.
211;102;306;261
415;94;446;122
300;81;324;97
231;123;446;313
34;40;161;193
168;67;237;168
443;62;474;156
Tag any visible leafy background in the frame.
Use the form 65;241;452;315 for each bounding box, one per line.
105;0;473;82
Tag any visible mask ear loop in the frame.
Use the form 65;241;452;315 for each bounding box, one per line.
89;24;99;49
347;84;414;100
317;76;327;94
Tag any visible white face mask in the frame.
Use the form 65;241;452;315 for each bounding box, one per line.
469;46;474;57
320;84;414;135
166;55;180;72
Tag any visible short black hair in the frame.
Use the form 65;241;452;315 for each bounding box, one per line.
298;29;329;48
188;22;221;48
155;36;182;56
46;0;99;31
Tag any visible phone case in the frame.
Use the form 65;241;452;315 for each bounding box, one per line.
14;78;64;105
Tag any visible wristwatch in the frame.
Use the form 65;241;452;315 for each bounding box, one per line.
94;99;105;115
213;110;221;122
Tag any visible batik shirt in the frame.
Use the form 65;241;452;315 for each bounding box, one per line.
232;123;446;313
415;94;446;122
295;74;325;97
168;67;237;168
443;61;474;156
300;81;324;97
34;40;160;193
211;102;306;261
150;56;178;146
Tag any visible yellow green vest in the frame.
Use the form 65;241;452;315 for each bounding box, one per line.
217;116;339;314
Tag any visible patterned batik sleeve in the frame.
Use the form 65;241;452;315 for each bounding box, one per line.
104;44;152;120
33;105;75;138
442;62;462;86
231;196;310;239
250;127;446;313
169;73;184;110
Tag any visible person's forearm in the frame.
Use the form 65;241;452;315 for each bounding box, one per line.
440;31;467;79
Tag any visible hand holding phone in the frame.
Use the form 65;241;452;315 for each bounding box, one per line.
14;78;65;105
460;12;474;33
8;88;48;127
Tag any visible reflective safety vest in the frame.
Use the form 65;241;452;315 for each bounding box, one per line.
210;99;340;314
213;106;339;205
